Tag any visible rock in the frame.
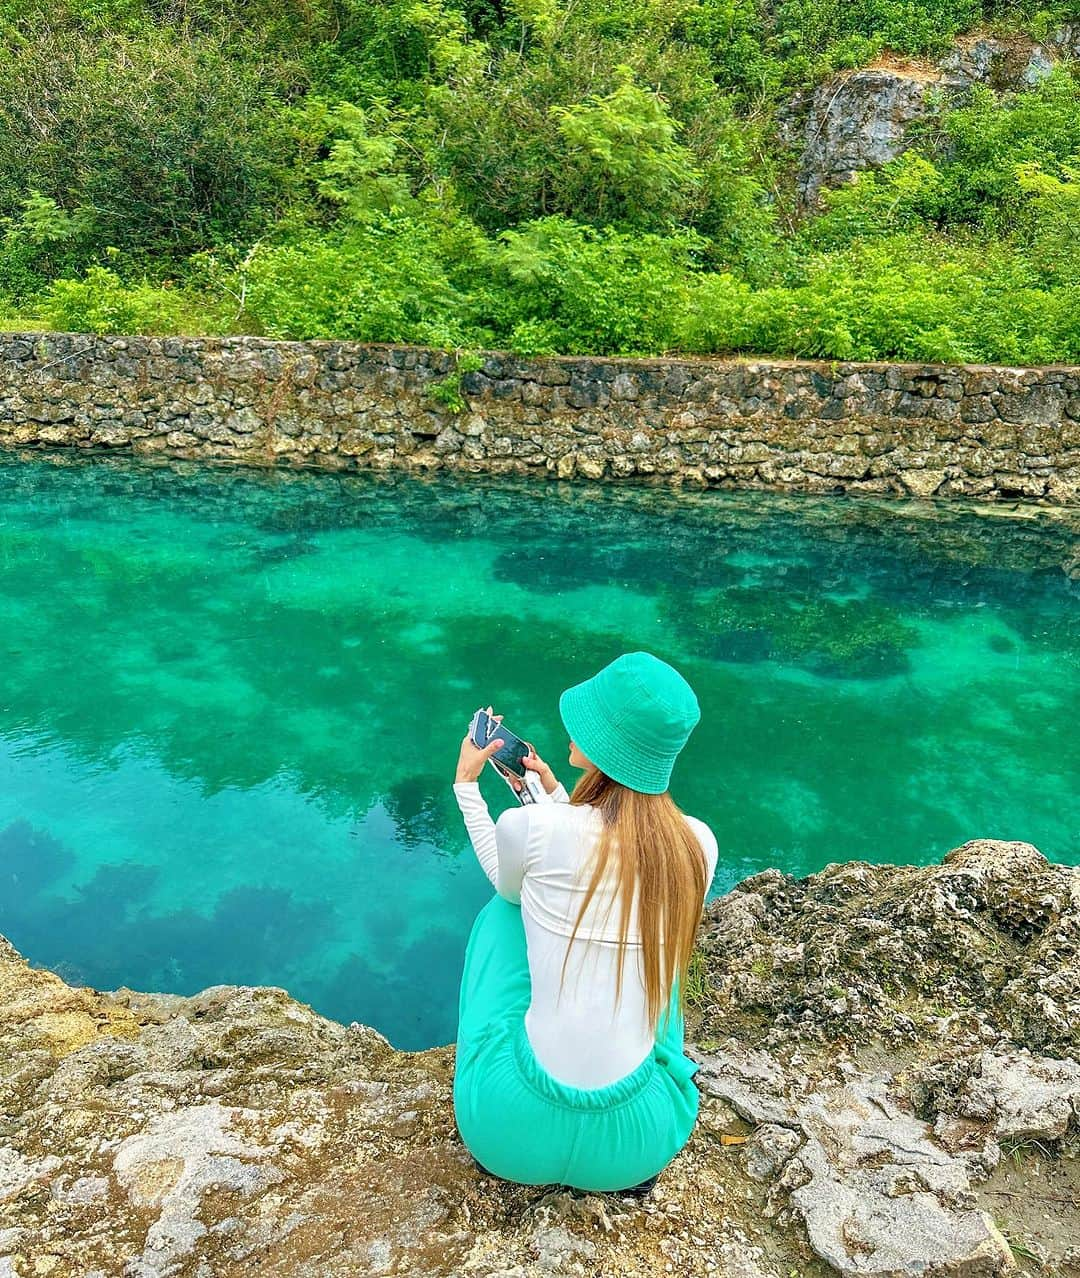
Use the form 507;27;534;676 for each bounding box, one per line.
113;1104;281;1274
743;1125;802;1182
690;1046;1017;1277
529;1221;597;1272
1021;47;1055;86
1052;22;1080;60
902;468;947;498
780;69;934;205
690;1043;797;1126
694;839;1080;1055
914;1049;1080;1144
782;34;1076;206
0;839;1075;1275
4;334;1080;503
785;1074;1013;1277
0;1148;61;1203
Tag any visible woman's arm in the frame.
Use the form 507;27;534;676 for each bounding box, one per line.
451;781;530;903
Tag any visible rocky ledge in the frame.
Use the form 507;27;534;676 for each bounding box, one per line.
1;839;1077;1278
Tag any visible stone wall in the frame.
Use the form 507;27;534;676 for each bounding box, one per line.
1;331;1078;503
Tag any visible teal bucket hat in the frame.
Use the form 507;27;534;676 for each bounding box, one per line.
558;652;701;794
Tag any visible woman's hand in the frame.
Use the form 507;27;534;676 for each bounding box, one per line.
456;707;507;784
523;742;560;796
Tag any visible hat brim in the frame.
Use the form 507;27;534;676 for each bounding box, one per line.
558;681;672;795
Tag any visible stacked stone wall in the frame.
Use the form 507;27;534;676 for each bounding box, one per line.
2;332;1078;502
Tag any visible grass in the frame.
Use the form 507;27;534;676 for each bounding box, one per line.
0;316;45;331
1001;1136;1054;1170
997;1221;1044;1267
685;947;710;1010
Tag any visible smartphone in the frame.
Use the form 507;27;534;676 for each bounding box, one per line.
468;707;531;779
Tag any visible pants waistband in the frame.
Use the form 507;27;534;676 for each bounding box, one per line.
511;1017;657;1112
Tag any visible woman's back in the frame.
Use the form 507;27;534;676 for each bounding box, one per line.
493;796;719;1089
453;655;712;1191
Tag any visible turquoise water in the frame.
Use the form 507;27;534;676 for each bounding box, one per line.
1;453;1077;1049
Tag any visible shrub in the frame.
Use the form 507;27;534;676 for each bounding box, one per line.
677;235;1079;364
491;216;700;354
237;213;491;346
36;262;217;335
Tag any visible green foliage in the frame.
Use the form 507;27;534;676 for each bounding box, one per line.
236;209;493;346
35;259;227;335
0;191;96;299
426;349;486;412
1016;161;1080;284
1;0;1077;363
928;70;1080;229
492;216;700;355
306;0;487;100
679;234;1080;364
305;100;418;223
0;17;305;288
803;154;949;248
803;71;1080;243
548;65;704;228
684;947;709;1010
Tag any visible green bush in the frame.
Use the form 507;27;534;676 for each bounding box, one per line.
1;0;1076;364
491;216;700;355
930;71;1080;230
678;235;1080;364
0;22;301;287
237;213;492;347
36;261;225;335
0;191;96;300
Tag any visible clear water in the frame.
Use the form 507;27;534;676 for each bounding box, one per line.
1;454;1077;1050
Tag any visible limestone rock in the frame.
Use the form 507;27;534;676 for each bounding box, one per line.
4;334;1080;504
742;1125;802;1183
0;840;1075;1275
785;1074;1013;1277
902;468;947;498
914;1049;1080;1144
694;839;1080;1055
691;1046;1017;1277
781;32;1077;206
780;69;934;206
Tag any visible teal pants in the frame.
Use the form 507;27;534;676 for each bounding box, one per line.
453;894;701;1191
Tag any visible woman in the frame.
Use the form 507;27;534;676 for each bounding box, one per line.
451;651;719;1194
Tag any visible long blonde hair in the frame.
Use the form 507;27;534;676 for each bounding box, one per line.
558;766;708;1034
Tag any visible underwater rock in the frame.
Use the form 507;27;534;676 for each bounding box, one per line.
665;583;919;679
0;839;1076;1275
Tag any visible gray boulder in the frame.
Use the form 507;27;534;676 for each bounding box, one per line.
781;30;1076;206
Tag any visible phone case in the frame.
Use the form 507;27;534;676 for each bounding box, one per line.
470;706;553;805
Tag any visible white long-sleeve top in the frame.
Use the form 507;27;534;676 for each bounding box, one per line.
452;777;719;1089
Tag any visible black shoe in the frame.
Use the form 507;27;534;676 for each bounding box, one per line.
618;1172;660;1196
